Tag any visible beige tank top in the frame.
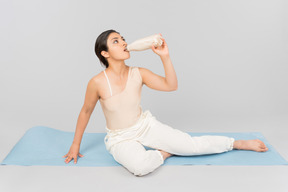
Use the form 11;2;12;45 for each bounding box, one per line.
99;66;143;130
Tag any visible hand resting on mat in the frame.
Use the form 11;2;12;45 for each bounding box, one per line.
63;143;84;164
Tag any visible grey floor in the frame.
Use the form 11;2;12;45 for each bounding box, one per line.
1;114;288;192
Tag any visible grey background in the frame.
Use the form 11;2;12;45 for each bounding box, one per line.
1;0;287;191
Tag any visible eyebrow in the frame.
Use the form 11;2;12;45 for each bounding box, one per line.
111;36;125;41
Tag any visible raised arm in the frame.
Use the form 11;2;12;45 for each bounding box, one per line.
139;65;177;91
138;34;178;91
63;77;99;164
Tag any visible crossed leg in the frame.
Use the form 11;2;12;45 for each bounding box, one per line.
138;119;235;156
109;117;268;176
138;118;268;159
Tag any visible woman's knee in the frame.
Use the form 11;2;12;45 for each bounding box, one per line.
130;162;151;176
126;151;163;176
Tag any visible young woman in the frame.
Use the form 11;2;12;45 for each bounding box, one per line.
63;29;268;176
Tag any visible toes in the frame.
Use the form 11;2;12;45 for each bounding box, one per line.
256;139;267;148
258;147;269;152
256;139;263;144
260;143;267;149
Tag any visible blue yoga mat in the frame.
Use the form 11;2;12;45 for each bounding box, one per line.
1;126;287;166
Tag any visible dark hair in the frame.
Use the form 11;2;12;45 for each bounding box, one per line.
94;29;120;68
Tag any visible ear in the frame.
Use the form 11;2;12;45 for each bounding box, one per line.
101;50;109;59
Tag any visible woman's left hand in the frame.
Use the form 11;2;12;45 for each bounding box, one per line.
151;34;169;57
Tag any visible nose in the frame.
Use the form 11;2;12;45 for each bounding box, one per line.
123;40;127;46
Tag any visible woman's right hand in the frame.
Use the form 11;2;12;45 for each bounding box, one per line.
63;143;84;164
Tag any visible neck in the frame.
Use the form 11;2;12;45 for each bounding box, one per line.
106;61;128;77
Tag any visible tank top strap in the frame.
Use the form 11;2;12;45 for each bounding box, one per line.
103;70;113;96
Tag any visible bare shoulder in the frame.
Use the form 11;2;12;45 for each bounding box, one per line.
137;66;156;78
80;71;106;113
90;70;105;86
137;67;151;78
137;67;148;84
87;71;105;97
138;66;148;73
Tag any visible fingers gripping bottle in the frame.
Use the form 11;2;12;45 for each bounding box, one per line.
126;34;163;51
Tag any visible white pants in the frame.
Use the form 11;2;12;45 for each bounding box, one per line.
104;110;235;176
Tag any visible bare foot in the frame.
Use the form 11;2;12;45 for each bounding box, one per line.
233;139;269;152
159;150;173;160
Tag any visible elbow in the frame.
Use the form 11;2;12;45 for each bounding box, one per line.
170;84;178;91
174;84;178;91
165;78;178;91
171;80;178;91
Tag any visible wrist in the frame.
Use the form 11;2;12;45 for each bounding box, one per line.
72;141;81;146
160;54;170;59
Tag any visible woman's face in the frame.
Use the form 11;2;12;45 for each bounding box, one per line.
102;32;130;62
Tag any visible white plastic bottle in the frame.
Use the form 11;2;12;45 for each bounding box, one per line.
126;34;163;51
